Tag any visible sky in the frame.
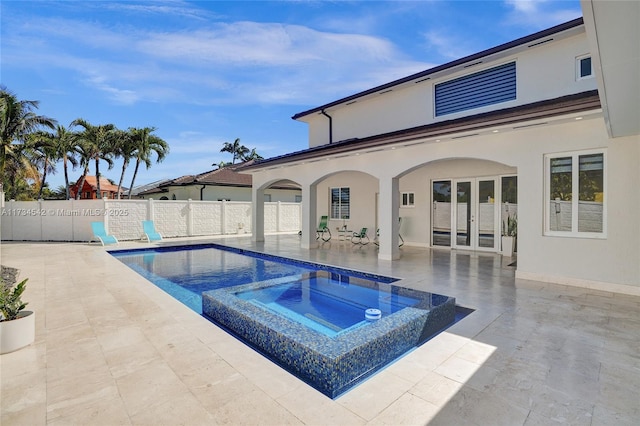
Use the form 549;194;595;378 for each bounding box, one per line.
1;0;582;191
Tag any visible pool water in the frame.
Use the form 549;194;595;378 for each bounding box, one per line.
236;271;420;337
111;243;396;314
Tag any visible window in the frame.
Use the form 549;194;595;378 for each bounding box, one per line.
545;150;605;237
264;194;272;202
401;192;415;207
330;187;350;220
435;62;516;116
294;195;302;203
576;55;593;79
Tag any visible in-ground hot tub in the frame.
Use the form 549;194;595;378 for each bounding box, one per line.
203;270;456;398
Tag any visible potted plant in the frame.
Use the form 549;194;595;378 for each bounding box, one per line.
501;215;517;257
0;278;35;354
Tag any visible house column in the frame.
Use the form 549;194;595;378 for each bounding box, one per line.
252;186;265;242
378;176;400;261
301;183;318;249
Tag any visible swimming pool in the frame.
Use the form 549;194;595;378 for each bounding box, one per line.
111;243;396;314
112;243;458;398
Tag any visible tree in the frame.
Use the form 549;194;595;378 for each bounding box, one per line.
56;126;81;200
113;129;136;199
73;139;95;200
219;138;249;165
0;86;56;198
71;119;117;198
128;127;169;199
2;142;40;200
31;125;81;200
28;131;60;199
241;148;263;162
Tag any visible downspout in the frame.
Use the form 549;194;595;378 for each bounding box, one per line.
200;185;206;201
321;109;333;144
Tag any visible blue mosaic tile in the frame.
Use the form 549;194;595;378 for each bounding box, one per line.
203;275;456;398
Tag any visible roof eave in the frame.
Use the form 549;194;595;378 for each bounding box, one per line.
246;90;601;171
291;17;584;121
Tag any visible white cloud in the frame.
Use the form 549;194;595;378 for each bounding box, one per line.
5;11;433;107
503;0;581;28
421;30;475;61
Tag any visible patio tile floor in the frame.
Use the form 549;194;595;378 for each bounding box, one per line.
1;235;639;425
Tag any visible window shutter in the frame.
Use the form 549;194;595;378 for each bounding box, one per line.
435;62;516;116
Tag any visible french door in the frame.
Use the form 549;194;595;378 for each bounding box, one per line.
432;178;499;251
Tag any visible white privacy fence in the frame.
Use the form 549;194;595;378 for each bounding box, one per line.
0;199;301;242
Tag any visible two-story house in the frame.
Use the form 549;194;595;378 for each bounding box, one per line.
243;1;639;295
70;175;123;199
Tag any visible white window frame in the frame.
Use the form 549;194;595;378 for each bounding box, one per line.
401;192;415;208
330;187;350;220
576;54;593;80
544;149;607;238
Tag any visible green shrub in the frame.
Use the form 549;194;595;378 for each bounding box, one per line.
0;278;29;321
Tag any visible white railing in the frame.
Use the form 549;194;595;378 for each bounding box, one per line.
0;199;301;242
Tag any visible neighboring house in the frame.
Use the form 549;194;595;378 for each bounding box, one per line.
70;176;123;199
125;179;172;199
136;162;301;202
244;2;640;295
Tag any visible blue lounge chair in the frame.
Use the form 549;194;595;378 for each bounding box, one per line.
351;228;370;245
142;220;163;242
90;222;118;246
316;215;331;242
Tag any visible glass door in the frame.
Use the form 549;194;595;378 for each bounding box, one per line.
455;181;472;248
432;181;452;247
432;178;499;251
477;179;497;250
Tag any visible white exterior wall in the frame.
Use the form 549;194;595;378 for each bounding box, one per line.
315;172;378;234
251;115;640;290
306;30;597;147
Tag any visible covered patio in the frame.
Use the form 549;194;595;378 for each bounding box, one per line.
1;235;638;424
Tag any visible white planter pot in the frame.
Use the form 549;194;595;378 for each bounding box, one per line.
0;310;35;354
501;236;516;257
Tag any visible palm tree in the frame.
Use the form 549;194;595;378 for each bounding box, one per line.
73;140;94;200
32;125;81;200
128;127;169;199
28;131;60;199
2;142;40;200
0;86;56;197
219;138;249;165
71;118;117;198
56;126;81;200
113;129;136;199
241;148;263;162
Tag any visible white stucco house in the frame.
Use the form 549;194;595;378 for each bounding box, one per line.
243;1;639;295
135;162;302;202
